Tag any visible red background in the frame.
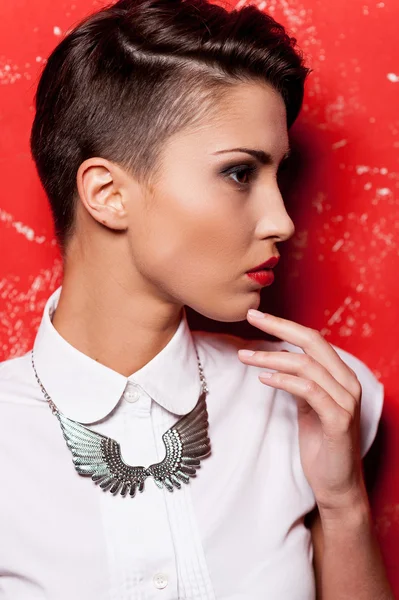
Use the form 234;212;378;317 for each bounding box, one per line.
0;0;398;591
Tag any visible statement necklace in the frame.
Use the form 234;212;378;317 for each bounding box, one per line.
31;344;211;498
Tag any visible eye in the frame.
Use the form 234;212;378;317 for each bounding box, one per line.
222;164;258;187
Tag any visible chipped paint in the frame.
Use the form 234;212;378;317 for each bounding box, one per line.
0;209;48;244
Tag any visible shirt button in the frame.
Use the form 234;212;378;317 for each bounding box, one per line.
153;573;168;589
124;385;140;403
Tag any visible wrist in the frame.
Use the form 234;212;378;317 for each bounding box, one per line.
318;493;373;534
317;482;373;530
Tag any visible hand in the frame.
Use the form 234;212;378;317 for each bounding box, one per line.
237;309;368;514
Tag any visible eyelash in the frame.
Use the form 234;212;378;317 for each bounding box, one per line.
222;160;289;188
222;163;259;187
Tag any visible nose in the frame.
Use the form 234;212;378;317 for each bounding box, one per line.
256;186;295;243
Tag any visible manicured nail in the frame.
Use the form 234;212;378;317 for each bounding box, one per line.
248;309;265;319
238;349;255;358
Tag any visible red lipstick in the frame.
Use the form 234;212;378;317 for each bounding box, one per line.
246;255;279;287
247;256;279;272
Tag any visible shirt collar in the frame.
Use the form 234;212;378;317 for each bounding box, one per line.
33;286;202;424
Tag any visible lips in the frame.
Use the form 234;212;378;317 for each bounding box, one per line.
247;256;280;273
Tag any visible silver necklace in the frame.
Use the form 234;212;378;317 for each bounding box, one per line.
31;344;211;498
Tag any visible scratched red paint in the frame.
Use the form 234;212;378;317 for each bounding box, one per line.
0;0;398;590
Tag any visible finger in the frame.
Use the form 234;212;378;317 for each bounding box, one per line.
246;310;361;399
238;350;357;413
258;371;354;432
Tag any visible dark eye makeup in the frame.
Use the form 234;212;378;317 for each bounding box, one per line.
220;155;289;189
220;162;259;187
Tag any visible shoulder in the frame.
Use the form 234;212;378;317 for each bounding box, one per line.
0;351;43;410
0;353;55;466
192;330;384;458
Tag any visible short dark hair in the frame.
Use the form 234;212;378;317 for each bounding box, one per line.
30;0;310;250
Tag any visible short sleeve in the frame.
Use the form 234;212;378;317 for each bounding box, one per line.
274;340;384;459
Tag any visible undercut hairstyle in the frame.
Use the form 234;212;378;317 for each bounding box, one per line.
30;0;310;250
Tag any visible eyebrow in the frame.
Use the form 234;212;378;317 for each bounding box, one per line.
212;147;291;165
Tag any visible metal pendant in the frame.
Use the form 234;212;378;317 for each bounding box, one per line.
52;390;211;497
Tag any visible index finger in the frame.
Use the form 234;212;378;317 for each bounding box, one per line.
246;309;360;396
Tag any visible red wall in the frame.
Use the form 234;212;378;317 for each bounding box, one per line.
1;0;398;591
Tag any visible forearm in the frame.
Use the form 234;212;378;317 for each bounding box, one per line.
319;495;393;600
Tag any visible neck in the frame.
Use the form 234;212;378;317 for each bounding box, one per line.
52;256;183;378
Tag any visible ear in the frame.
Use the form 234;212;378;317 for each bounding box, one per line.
76;157;129;231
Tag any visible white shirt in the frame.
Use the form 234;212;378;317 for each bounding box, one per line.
0;286;384;600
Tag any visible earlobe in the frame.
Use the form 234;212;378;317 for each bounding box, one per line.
76;158;128;231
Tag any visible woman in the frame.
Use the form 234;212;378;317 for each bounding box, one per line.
0;0;392;598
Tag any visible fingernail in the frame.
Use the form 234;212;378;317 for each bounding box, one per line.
259;372;273;379
238;349;255;358
248;309;265;319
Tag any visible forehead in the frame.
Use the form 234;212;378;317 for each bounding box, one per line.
166;81;289;160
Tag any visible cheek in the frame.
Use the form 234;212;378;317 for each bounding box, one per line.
147;186;247;259
128;175;253;293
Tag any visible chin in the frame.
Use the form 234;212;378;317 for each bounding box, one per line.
192;291;261;323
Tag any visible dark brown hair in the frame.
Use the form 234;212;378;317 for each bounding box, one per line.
30;0;310;249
